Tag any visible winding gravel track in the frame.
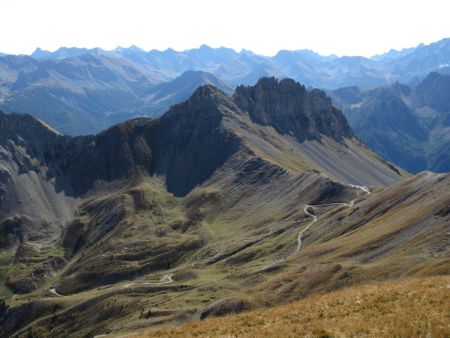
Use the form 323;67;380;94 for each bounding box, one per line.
49;288;62;297
48;274;175;297
124;274;174;288
295;185;370;253
295;205;317;252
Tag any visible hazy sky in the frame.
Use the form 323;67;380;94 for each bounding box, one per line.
2;0;450;56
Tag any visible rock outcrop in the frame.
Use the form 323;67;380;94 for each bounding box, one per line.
233;77;354;141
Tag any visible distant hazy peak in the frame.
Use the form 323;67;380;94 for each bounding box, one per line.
172;70;233;91
414;71;450;112
418;71;445;85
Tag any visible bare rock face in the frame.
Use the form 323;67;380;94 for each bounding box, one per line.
149;85;241;196
233;77;354;141
0;113;78;236
53;85;242;197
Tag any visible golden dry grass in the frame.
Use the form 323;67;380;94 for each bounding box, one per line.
134;275;450;338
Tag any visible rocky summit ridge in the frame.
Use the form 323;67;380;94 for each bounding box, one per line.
234;77;354;141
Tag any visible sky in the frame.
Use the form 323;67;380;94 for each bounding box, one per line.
1;0;450;57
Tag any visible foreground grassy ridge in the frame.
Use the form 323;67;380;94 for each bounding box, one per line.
135;276;450;338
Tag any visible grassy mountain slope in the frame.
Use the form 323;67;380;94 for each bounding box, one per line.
2;169;448;337
136;275;450;338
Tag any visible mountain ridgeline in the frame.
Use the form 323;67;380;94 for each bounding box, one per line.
25;37;450;88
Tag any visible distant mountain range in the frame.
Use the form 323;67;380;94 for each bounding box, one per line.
331;71;450;173
1;37;450;136
21;37;450;87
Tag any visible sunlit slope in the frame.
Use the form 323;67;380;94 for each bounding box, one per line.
135;276;450;338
